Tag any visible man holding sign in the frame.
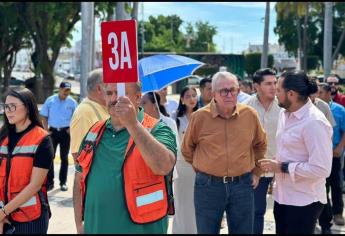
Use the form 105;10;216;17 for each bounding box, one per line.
73;20;177;234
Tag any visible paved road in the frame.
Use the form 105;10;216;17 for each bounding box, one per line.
47;157;345;234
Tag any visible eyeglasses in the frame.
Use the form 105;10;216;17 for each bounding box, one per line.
327;82;338;86
1;103;25;112
217;88;238;97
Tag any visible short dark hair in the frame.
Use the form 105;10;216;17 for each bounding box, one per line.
241;79;253;89
199;77;212;89
280;71;316;101
253;68;276;84
318;82;332;93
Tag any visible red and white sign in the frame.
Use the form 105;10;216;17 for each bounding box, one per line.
101;20;138;83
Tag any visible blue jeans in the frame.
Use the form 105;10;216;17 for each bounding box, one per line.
253;177;273;234
194;171;254;234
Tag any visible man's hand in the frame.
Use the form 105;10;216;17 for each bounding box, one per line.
252;174;260;189
258;159;282;174
113;96;138;128
76;222;84;234
333;145;344;158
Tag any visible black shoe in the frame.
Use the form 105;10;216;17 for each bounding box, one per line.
46;184;54;192
321;227;332;234
60;184;68;191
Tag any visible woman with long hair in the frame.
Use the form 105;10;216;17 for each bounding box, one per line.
171;86;199;234
0;88;54;234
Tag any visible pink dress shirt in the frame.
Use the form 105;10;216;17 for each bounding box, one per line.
273;99;333;206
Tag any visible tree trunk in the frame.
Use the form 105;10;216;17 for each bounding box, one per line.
295;2;303;70
302;2;309;71
324;2;333;79
332;26;345;62
3;66;11;93
131;2;138;20
116;2;126;20
261;2;270;68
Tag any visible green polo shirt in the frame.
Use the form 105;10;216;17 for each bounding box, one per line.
76;109;177;234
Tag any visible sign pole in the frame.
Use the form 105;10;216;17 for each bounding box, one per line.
117;83;125;97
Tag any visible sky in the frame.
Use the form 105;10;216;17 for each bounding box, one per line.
71;2;278;54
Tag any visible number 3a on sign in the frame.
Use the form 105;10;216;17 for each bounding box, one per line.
108;31;132;70
101;20;138;84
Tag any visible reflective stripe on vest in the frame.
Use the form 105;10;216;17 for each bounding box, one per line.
12;145;39;155
85;132;98;142
21;196;37;207
136;190;164;207
0;146;8;155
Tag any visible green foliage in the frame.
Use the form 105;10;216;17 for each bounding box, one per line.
185;21;217;52
274;2;345;69
0;3;30;92
244;53;273;77
138;15;217;53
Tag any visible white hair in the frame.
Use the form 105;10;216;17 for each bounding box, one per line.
211;71;239;92
87;68;103;93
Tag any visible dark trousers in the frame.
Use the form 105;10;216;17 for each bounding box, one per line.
12;208;49;234
274;201;324;234
48;127;70;186
194;172;254;234
319;157;344;228
254;177;273;234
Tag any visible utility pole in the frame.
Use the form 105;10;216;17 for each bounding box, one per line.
261;2;270;68
324;2;333;79
80;2;94;100
116;2;126;20
141;2;145;58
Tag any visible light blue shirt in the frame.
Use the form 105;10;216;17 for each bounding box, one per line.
40;94;77;128
329;101;345;149
237;91;251;103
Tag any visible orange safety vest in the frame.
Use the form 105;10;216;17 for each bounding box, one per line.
77;114;169;224
0;126;50;222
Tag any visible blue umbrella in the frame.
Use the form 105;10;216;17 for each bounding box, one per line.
139;54;204;93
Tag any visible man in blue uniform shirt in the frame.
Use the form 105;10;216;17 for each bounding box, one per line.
40;81;77;191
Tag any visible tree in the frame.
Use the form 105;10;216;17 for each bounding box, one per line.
138;15;217;53
186;21;217;52
275;2;345;72
0;3;30;94
16;2;81;102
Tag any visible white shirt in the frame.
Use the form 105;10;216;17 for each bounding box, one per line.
274;99;333;206
243;95;281;177
160;113;179;180
238;91;251;103
165;98;179;116
171;113;189;161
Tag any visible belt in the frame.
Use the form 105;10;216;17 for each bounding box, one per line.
199;171;251;184
50;127;69;132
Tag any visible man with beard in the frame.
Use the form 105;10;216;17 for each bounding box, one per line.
73;82;177;234
259;71;333;234
326;74;345;107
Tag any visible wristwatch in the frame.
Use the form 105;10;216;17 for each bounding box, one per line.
0;201;8;216
281;162;289;173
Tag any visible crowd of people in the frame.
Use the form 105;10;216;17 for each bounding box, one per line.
0;67;344;234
